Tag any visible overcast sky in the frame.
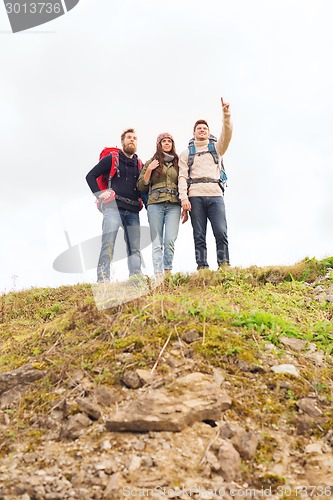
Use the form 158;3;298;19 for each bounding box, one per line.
1;0;332;293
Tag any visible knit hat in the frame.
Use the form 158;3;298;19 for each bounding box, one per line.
156;132;173;146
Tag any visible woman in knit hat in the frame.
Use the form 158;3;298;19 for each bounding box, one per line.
138;133;186;279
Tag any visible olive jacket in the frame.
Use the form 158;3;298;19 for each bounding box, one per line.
137;158;180;206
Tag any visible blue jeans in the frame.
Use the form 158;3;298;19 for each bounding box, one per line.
97;203;141;282
147;202;181;273
189;196;229;269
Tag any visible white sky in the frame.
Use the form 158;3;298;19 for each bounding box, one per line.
1;0;332;292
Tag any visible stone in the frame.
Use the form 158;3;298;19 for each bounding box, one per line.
297;398;323;418
94;385;122;406
60;413;92;440
205;450;221;472
0;387;28;409
136;369;154;386
121;371;142;389
127;455;142;472
231;428;259;460
237;361;265;373
181;329;201;344
0;363;46;395
106;372;231;432
217;439;241;482
76;397;102;420
104;472;121;498
296;415;316;435
305;443;323;454
280;337;307;352
271;364;300;377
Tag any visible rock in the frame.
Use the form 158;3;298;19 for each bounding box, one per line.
94;458;116;473
217;439;241;482
231;428;259;460
165;353;184;368
297;398;323;418
127;455;142;472
305;443;323;454
307;352;325;366
104;473;121;498
0;363;46;395
212;368;225;387
0;386;28;409
280;337;307;352
133;440;145;451
314;290;333;303
271;364;300;377
325;430;333;447
296;415;316;435
220;423;234;440
94;385;122;406
76;397;102;420
100;439;112;451
106;372;231;432
60;413;92;440
30;415;58;430
121;371;142;389
181;329;201;344
264;343;275;351
67;370;85;388
205;450;221;472
237;361;265;373
136;369;154;386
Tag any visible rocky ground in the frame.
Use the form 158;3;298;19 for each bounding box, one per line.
0;348;332;499
0;263;333;499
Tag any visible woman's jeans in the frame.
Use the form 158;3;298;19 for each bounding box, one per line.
147;202;181;274
97;204;141;282
189;196;229;269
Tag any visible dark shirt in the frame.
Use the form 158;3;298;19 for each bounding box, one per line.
86;151;141;212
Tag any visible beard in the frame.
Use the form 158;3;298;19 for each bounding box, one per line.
123;143;137;155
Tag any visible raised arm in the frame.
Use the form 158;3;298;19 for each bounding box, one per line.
216;97;233;156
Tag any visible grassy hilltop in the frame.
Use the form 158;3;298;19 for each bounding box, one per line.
0;257;333;497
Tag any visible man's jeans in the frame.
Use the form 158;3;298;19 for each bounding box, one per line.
147;202;181;273
97;204;141;282
189;196;229;269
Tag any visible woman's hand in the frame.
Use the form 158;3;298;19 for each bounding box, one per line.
148;159;159;171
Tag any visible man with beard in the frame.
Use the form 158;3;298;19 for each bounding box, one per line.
86;128;143;282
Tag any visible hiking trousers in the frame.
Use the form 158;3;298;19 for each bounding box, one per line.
147;202;181;273
189;196;229;269
97;204;141;282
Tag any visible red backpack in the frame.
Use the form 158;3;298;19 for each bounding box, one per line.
96;147;144;211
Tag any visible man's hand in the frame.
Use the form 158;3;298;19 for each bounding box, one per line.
99;189;115;200
221;97;230;111
181;199;191;212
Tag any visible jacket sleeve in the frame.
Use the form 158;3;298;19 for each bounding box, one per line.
178;149;189;202
216;108;233;156
136;160;152;193
85;156;111;196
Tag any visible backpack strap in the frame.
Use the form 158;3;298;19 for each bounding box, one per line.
187;134;227;194
106;151;120;190
187;134;219;172
207;135;219;164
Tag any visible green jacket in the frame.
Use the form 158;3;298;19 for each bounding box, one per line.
137;159;180;206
